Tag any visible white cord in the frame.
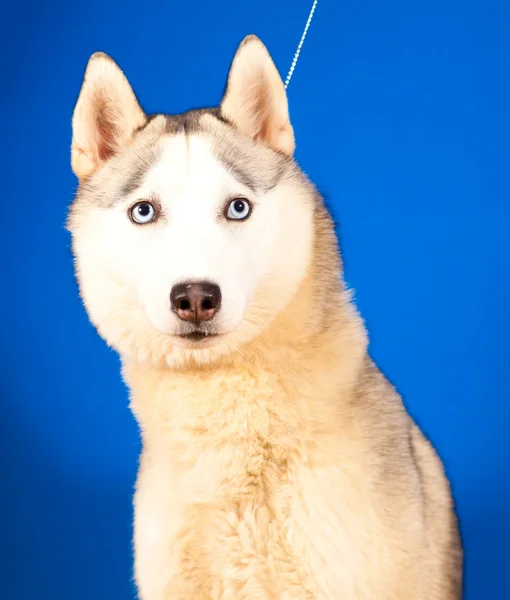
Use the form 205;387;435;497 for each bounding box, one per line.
284;0;318;89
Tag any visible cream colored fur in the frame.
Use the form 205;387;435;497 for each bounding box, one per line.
68;35;462;599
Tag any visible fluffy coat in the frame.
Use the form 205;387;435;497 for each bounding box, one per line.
68;35;462;599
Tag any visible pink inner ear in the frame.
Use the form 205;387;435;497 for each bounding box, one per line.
249;78;269;140
95;99;119;162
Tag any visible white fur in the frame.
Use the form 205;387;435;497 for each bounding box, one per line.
73;135;314;367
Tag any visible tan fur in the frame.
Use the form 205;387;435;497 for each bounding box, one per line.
221;35;295;155
124;206;461;599
69;36;462;599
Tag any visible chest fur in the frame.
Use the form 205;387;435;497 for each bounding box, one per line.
134;365;314;501
128;360;413;599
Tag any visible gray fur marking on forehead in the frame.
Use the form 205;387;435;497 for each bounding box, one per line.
134;110;291;195
212;136;290;193
72;109;292;216
198;112;292;193
116;112;218;199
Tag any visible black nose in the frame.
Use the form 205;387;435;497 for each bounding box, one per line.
170;282;222;323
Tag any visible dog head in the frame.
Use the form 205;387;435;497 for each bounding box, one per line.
68;36;316;368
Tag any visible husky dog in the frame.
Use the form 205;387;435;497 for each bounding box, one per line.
68;35;462;600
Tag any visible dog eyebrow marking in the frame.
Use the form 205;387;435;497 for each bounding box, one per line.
119;145;161;199
213;142;289;194
109;116;171;204
195;111;291;194
215;150;259;192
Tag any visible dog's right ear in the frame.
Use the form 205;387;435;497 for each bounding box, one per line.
71;53;147;180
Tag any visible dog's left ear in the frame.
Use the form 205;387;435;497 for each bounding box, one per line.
71;52;147;180
220;35;295;156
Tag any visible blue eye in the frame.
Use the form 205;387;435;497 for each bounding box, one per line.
226;198;251;221
130;201;156;224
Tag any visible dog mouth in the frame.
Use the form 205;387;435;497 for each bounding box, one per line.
171;328;224;348
178;331;219;342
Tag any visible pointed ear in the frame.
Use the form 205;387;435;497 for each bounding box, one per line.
220;35;295;156
71;52;147;180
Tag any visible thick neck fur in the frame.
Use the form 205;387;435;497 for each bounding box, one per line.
122;204;368;497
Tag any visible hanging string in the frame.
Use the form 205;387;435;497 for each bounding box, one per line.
284;0;319;89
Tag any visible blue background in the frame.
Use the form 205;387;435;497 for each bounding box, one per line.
1;0;509;598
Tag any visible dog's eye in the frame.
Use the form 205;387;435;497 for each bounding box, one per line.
226;198;251;221
130;201;156;224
